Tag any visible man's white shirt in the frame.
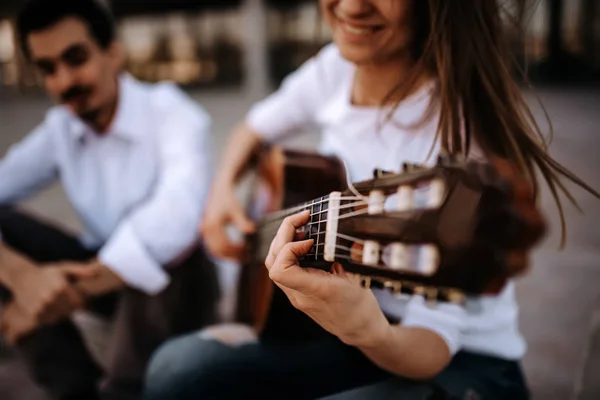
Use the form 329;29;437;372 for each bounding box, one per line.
0;73;213;294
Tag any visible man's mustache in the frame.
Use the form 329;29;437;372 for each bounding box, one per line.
60;85;92;103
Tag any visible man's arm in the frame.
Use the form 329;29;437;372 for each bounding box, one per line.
0;124;58;206
0;123;58;284
93;102;214;295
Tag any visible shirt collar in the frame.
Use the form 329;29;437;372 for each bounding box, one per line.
68;73;145;143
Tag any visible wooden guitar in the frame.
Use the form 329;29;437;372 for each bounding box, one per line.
235;145;545;339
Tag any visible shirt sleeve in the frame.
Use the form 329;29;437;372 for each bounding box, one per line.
0;123;58;206
402;295;467;356
246;43;343;141
98;97;213;294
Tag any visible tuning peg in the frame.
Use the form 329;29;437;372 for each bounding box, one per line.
425;178;445;209
388;243;409;270
367;190;385;214
362;241;381;266
373;168;393;178
401;162;425;172
419;245;439;275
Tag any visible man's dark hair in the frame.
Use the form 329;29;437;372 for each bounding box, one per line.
16;0;116;58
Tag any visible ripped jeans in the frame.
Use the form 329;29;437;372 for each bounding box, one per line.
143;325;530;400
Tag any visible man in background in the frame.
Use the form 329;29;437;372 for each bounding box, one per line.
0;0;219;398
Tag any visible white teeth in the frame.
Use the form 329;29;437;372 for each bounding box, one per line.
342;23;370;35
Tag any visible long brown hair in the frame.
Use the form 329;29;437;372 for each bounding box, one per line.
383;0;599;247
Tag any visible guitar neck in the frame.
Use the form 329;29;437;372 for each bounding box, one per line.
252;191;466;304
255;194;332;266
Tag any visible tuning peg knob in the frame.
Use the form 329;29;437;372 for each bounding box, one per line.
401;162;425;172
373;168;393;178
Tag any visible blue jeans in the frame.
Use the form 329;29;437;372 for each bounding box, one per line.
143;330;530;400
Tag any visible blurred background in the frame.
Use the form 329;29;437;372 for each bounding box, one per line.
0;0;599;399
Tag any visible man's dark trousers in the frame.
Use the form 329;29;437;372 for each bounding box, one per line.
0;206;220;400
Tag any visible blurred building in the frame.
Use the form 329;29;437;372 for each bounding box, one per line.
0;0;598;91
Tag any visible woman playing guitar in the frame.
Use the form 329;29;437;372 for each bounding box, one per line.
144;1;597;399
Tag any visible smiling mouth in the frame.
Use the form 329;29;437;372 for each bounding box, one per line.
338;19;386;36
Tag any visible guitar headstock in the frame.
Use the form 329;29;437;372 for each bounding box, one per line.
301;154;546;304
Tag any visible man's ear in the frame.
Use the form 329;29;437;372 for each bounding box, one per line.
107;40;125;71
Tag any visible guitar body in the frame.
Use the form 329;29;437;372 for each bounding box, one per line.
235;145;347;338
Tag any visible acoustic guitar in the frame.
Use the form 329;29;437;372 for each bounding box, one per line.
235;145;545;340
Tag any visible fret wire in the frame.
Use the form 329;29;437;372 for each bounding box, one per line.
315;196;322;260
310;197;316;259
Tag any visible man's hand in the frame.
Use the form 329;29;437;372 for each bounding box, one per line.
67;259;125;298
265;211;390;348
9;265;93;327
0;262;93;343
0;260;124;344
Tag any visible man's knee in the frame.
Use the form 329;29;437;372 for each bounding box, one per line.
143;333;231;400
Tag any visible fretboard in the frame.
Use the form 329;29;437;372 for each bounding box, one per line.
256;195;331;263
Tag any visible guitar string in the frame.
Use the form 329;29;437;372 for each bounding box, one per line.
258;205;374;240
263;191;428;230
259;230;380;260
257;230;364;259
258;200;415;263
261;196;366;222
257;207;374;259
259;230;434;285
260;200;372;230
260;199;368;226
